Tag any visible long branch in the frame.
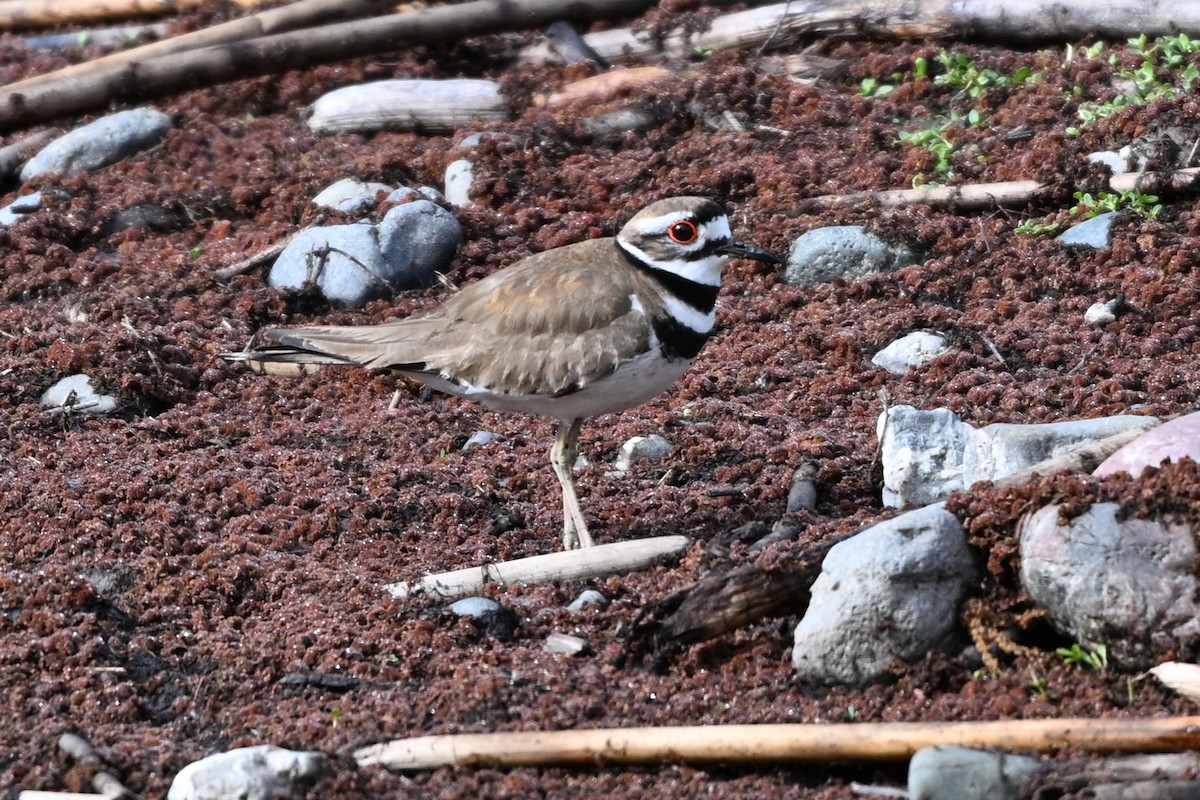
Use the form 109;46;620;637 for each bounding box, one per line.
0;0;654;131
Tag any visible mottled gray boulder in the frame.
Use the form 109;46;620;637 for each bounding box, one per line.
1055;211;1119;248
21;109;172;180
878;406;973;508
784;225;918;285
1019;502;1199;668
269;223;389;306
792;503;975;687
377;200;462;288
909;746;1039;800
167;745;324;800
963;414;1157;484
871;331;951;375
879;406;1158;507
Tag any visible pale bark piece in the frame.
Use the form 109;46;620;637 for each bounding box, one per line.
386;535;690;599
0;0;169;30
354;715;1200;771
306;79;508;134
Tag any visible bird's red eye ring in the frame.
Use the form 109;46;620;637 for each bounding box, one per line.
668;220;699;244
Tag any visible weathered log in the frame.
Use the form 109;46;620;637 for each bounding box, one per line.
806;168;1200;211
352;715;1200;771
1022;753;1200;800
4;0;398;93
0;0;169;31
0;0;655;131
519;0;1200;65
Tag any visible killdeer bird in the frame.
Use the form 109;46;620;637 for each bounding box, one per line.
230;196;779;549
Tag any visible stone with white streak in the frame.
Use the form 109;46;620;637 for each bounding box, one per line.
21;108;172;180
872;331;952;374
167;745;325;800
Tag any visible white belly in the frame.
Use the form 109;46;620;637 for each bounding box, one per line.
421;352;694;422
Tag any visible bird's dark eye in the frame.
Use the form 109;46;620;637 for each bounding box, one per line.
668;220;699;244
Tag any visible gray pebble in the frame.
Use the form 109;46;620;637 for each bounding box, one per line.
908;745;1039;800
1084;298;1119;326
871;331;951;375
567;589;609;612
544;632;590;655
1055;211;1119;248
167;745;324;800
311;178;392;212
0;191;42;225
448;596;501;617
784;225;917;286
612;434;671;473
21;108;172;180
40;374;118;416
377;200;462;289
462;431;508;452
443;158;474;207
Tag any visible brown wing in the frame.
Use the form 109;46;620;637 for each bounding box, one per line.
243;238;655;396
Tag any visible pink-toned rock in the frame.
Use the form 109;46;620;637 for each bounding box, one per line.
1094;412;1200;477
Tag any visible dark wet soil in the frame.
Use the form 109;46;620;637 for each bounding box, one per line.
2;6;1199;797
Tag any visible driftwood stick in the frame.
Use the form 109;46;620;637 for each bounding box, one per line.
0;127;57;182
386;535;690;600
0;0;654;131
353;715;1200;771
991;424;1158;488
0;0;169;31
520;0;1200;64
807;168;1200;211
5;0;396;93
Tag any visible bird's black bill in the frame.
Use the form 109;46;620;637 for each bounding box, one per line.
719;238;781;264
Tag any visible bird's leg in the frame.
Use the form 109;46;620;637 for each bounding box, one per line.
550;418;593;549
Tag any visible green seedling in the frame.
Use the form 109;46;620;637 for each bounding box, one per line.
1056;642;1108;670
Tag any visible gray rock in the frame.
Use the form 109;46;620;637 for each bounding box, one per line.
40;374;118;416
878;405;974;508
567;588;609;612
786;462;818;512
448;596;501;617
311;178;392;212
544;632;590;655
21;108;172;180
377;200;462;289
1086;147;1133;173
1055;211;1120;248
444;158;474;207
268;223;389;307
872;331;951;375
792;503;975;687
167;745;324;800
1084;298;1120;326
784;225;918;286
0;191;42;225
613;434;672;473
879;406;1158;507
908;746;1039;800
462;431;508;452
963;414;1157;484
1019;502;1199;668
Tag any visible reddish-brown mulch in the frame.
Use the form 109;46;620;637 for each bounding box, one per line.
2;8;1198;798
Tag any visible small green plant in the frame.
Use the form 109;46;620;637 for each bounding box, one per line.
858;77;896;98
1027;673;1053;699
934;50;1040;97
330;706;344;727
1056;642;1108;670
896;111;984;181
1070;33;1200;133
1070;189;1162;220
1014;218;1063;236
187;246;202;260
